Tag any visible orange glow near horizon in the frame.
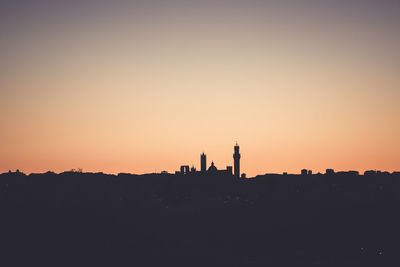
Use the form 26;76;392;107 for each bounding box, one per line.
1;1;400;177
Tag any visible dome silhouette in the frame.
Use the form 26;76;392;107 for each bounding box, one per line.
208;161;218;173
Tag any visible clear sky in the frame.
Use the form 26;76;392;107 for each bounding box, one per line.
1;0;399;176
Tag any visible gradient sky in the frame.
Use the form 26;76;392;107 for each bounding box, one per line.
1;0;400;176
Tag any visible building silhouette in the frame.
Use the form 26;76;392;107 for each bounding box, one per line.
177;143;241;177
226;166;233;175
180;165;190;175
233;143;241;179
201;153;207;173
208;161;218;174
207;162;233;176
191;166;196;173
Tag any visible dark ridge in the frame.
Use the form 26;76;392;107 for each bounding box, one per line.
1;170;400;266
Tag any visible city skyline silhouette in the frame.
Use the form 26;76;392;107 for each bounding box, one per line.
1;1;400;266
2;141;399;177
2;160;400;266
1;1;400;176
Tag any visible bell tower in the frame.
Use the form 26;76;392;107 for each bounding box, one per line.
233;143;241;178
201;152;207;173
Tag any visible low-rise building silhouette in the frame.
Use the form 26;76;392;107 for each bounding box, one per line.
180;165;190;175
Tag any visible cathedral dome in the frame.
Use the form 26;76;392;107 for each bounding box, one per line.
208;161;218;173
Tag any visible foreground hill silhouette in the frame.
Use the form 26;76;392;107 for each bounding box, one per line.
1;170;400;266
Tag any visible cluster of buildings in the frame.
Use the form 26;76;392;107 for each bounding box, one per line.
173;143;396;179
300;169;359;176
300;169;394;176
176;143;245;179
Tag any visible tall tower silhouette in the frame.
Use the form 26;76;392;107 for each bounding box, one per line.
233;143;241;178
201;153;207;173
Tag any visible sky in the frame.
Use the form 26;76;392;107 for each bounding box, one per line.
1;0;400;176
